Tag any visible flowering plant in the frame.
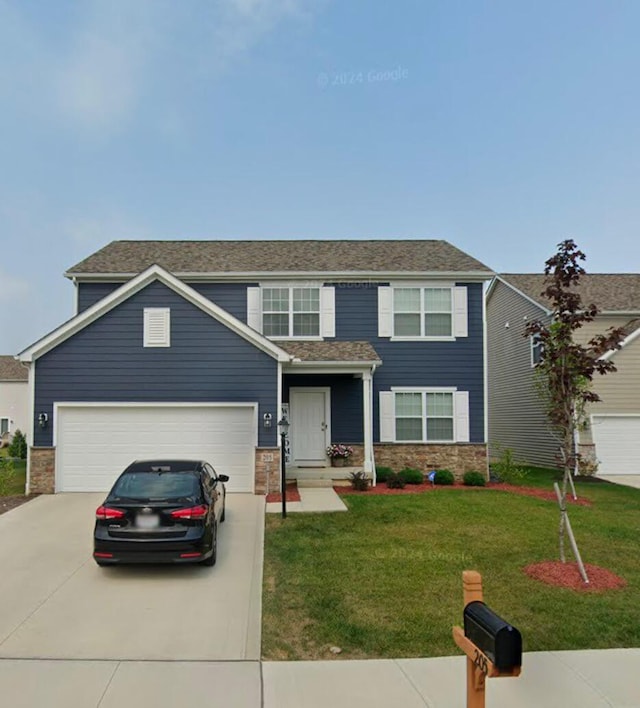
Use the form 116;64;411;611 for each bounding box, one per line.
326;443;353;459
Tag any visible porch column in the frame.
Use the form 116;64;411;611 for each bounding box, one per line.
363;370;373;475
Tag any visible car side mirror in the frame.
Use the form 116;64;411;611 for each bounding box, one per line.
218;474;229;483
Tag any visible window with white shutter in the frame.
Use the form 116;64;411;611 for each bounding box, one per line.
144;308;170;347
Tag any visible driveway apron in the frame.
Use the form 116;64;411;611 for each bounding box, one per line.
0;493;264;661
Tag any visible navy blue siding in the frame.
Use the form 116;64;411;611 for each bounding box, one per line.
78;283;121;312
333;282;486;443
283;374;363;442
189;283;255;322
35;281;278;447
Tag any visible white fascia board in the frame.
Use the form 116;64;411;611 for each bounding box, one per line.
284;361;380;375
599;324;640;361
21;264;291;363
67;270;494;284
487;275;551;315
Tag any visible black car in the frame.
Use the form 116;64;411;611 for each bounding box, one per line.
93;459;228;567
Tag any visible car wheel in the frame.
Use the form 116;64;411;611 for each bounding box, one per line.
202;524;217;567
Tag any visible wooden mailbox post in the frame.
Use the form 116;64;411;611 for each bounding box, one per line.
452;570;522;708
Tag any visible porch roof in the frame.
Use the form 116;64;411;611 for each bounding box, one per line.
276;340;381;364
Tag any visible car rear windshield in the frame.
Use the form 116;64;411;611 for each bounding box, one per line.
110;472;200;501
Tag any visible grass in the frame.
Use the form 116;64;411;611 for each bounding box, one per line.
262;468;640;660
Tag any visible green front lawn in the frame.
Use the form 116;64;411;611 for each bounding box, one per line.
262;472;640;660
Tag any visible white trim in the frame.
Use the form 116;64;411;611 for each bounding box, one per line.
53;402;259;492
289;387;331;465
389;283;457;340
389;280;455;289
18;264;291;363
388;387;460;444
67;270;494;283
277;360;283;436
391;336;456;343
261;284;324;339
284;362;380;375
26;362;34;495
0;417;10;434
362;371;373;474
530;334;543;367
482;288;488;445
600;324;640;361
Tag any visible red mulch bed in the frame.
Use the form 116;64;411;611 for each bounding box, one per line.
334;482;591;505
0;495;38;516
266;483;301;503
524;561;627;592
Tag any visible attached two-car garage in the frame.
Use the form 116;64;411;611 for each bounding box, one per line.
55;404;257;493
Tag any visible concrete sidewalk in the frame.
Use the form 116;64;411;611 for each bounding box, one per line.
265;487;348;513
1;649;637;707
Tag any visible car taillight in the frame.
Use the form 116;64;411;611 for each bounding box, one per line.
170;504;208;520
96;506;125;520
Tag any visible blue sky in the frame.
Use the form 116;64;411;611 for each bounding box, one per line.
2;0;640;353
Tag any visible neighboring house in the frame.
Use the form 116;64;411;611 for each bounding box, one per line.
18;240;493;494
0;356;29;446
487;273;640;475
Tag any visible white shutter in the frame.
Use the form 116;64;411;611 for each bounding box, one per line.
320;286;335;338
455;390;470;442
453;286;468;338
378;286;393;338
379;391;395;442
144;308;170;347
247;287;261;332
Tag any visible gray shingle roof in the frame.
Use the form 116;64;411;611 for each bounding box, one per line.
66;240;492;276
276;341;381;363
500;274;640;312
0;356;28;381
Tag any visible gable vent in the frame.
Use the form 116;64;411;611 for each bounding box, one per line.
144;308;170;347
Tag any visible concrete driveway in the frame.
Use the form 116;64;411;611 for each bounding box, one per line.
0;492;264;661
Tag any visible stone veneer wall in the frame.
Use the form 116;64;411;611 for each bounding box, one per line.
30;447;56;494
371;443;488;481
254;447;282;494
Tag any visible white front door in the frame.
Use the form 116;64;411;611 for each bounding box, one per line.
290;388;330;466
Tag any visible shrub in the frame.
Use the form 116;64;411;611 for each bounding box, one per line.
490;446;527;484
434;469;455;485
349;471;370;492
8;430;27;460
0;457;16;496
463;471;487;487
386;472;406;489
375;466;394;483
398;468;424;485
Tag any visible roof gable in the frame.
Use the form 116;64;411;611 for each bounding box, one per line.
18;265;290;363
66;239;493;278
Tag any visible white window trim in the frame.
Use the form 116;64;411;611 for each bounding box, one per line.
382;282;467;341
530;334;543;367
144;308;171;348
388;387;462;444
260;285;326;340
0;417;10;435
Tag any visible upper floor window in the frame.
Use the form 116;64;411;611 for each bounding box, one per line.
262;287;320;337
531;334;543;366
378;283;468;339
248;285;335;339
394;287;453;337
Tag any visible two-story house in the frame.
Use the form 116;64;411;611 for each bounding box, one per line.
487;273;640;475
17;240;493;494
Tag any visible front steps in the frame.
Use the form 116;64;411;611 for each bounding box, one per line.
286;465;364;488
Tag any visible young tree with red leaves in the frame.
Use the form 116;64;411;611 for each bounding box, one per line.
524;240;626;583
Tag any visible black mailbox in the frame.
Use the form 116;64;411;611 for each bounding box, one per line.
463;601;522;671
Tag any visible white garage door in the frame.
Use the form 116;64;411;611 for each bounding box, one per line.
591;415;640;475
56;404;257;492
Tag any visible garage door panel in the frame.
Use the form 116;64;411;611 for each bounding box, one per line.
56;406;256;492
591;416;640;475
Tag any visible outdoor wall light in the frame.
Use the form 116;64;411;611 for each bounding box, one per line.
263;412;273;428
37;412;49;428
